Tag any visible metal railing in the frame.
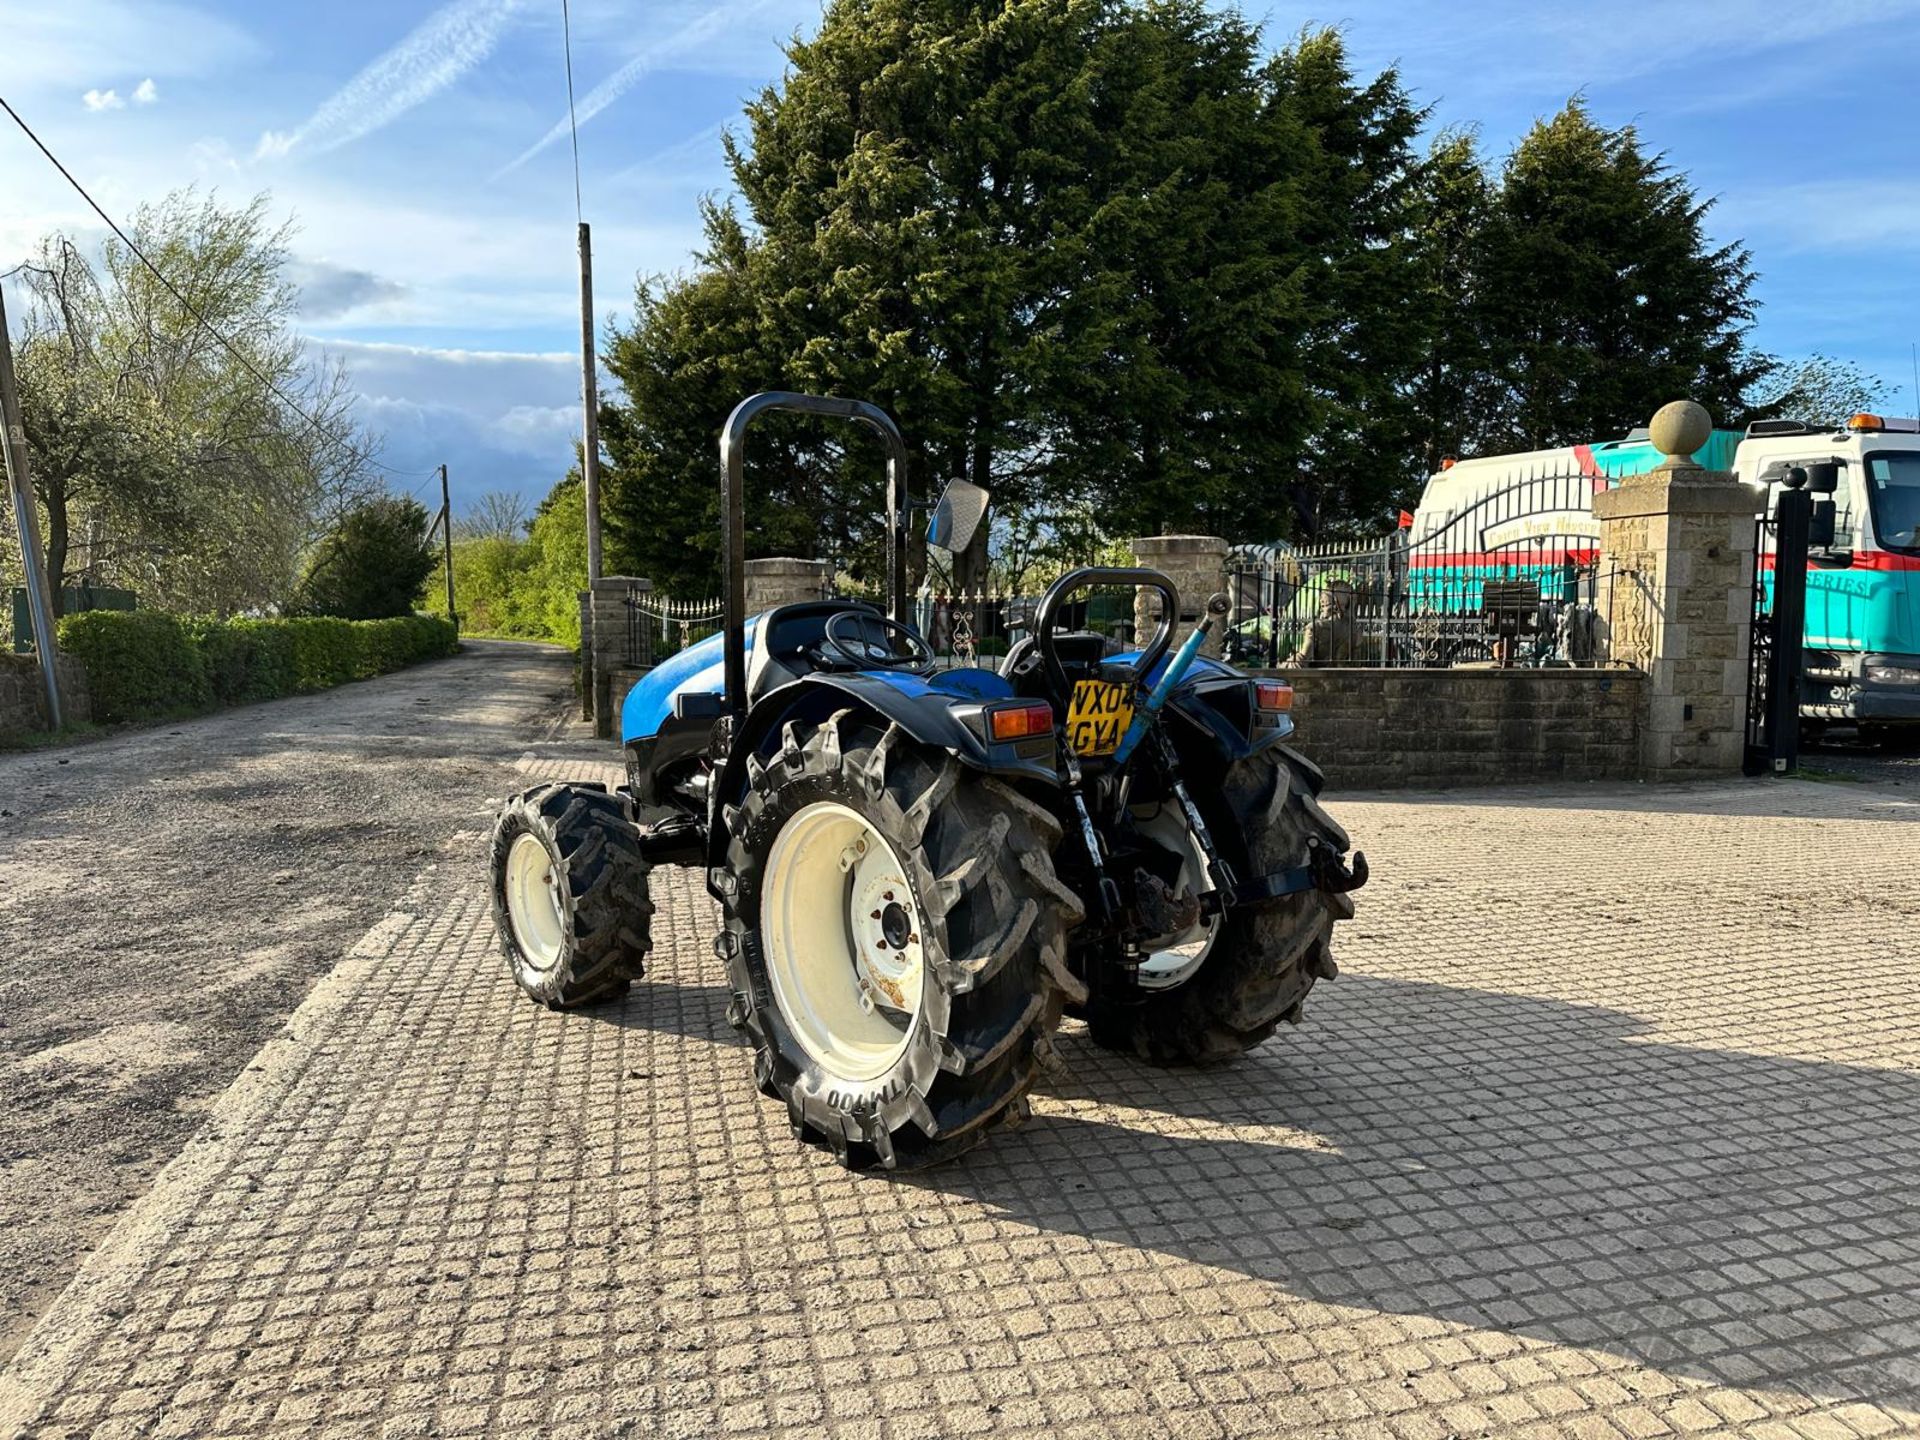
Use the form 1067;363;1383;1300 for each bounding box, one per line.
625;587;723;668
1228;469;1639;669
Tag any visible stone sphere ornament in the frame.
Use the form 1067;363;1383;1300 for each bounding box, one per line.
1649;400;1713;467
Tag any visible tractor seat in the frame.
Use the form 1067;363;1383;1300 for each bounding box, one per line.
1000;631;1112;679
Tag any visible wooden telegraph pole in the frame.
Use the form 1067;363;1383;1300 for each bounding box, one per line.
438;463;456;629
0;280;62;728
577;221;604;582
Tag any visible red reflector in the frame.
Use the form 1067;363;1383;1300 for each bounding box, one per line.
1254;681;1293;713
987;701;1054;742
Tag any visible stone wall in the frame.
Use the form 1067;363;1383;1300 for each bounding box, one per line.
1269;667;1646;791
0;652;92;737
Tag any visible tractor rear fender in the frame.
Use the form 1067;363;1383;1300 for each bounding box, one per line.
1160;671;1296;768
705;674;1061;869
1106;650;1294;765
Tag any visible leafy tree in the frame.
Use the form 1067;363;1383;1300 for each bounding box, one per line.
1749;353;1892;428
457;490;532;542
422;475;598;644
295;496;436;620
515;477;594;644
1471;99;1770;452
11;190;380;615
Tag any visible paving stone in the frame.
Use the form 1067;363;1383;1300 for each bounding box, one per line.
3;773;1918;1439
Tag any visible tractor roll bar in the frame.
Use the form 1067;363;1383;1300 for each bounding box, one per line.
1032;566;1180;700
718;392;911;717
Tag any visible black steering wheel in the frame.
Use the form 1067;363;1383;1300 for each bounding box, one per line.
819;610;935;672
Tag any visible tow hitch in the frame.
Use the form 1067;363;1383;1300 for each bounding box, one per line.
1231;837;1370;908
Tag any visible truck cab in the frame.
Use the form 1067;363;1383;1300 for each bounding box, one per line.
1734;415;1920;733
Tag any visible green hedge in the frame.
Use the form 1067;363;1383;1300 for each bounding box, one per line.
57;611;458;723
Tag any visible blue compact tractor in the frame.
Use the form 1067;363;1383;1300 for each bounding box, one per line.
490;394;1365;1170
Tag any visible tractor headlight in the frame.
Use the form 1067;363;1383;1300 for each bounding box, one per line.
1865;663;1920;686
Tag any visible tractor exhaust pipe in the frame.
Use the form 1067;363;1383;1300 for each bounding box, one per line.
718;393;912;717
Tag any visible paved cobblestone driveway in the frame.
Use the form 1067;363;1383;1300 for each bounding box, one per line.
3;766;1917;1439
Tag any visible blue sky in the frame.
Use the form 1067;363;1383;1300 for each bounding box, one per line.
4;0;1920;515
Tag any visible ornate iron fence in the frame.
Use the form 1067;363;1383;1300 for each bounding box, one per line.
624;587;723;668
1229;468;1638;669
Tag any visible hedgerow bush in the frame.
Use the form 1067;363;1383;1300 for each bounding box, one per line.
58;611;209;722
57;612;457;723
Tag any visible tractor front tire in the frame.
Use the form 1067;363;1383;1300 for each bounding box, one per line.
490;782;652;1008
717;711;1084;1171
1089;744;1352;1064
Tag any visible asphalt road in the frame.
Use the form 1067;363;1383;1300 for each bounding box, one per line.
0;640;578;1365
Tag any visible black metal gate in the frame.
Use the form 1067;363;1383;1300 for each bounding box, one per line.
1744;485;1811;775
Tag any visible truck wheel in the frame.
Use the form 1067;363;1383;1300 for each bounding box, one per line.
490;783;652;1008
716;711;1084;1171
1089;744;1352;1064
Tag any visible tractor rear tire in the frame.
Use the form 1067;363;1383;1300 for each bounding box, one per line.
1088;744;1352;1064
716;711;1084;1171
490;782;652;1008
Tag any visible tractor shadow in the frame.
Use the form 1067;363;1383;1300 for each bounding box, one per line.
904;974;1920;1416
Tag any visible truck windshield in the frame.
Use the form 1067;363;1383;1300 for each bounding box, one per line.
1866;451;1920;552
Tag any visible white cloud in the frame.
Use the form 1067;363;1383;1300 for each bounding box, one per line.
132;78;158;105
498;0;783;175
82;88;125;111
487;404;578;458
325;339;574;369
319;340;583;505
257;0;524;160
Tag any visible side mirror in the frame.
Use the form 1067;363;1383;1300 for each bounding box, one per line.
927;478;990;553
1806;459;1840;495
1810;499;1837;549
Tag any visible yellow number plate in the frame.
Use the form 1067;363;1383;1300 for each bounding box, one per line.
1065;679;1133;757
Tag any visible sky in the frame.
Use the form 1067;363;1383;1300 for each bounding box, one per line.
3;0;1920;517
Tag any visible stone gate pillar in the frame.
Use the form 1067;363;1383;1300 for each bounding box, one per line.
1593;401;1756;779
577;590;594;721
1131;535;1229;657
589;575;649;739
745;557;833;613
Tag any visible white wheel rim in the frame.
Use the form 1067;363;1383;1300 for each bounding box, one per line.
505;831;566;972
1131;804;1221;990
763;801;926;1084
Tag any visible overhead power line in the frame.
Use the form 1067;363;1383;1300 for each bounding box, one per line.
560;0;584;224
0;93;431;483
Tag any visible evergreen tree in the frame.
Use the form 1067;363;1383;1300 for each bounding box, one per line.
1473;99;1769;452
1263;30;1426;533
601;2;1428;589
1403;129;1498;475
295;496;437;620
